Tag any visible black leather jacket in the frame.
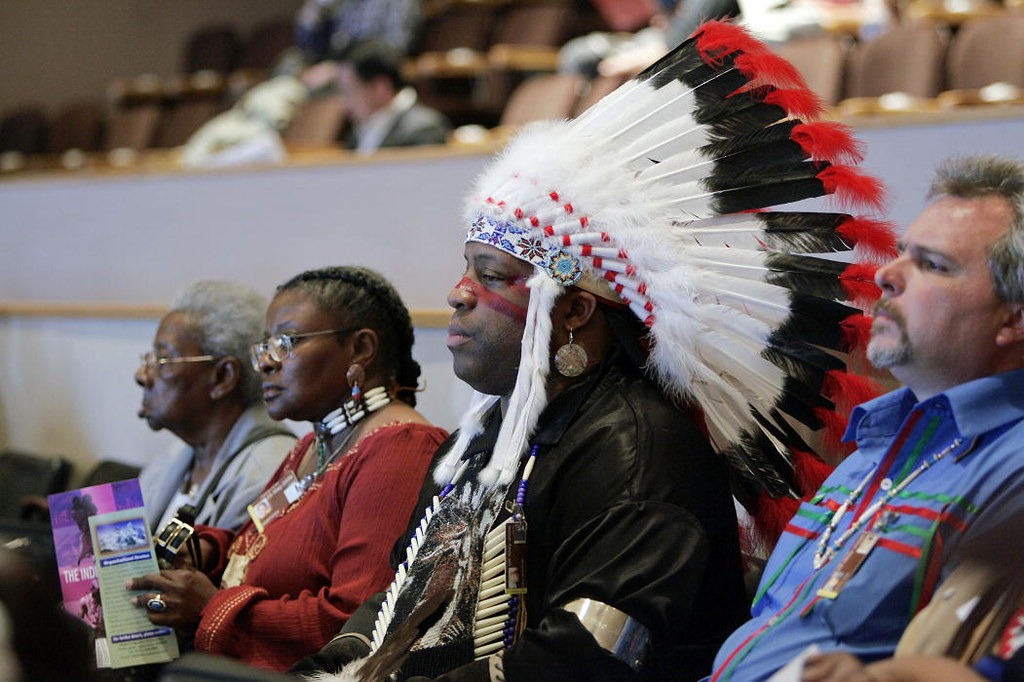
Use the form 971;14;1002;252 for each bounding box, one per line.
294;355;748;681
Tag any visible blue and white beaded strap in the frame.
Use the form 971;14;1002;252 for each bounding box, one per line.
369;460;470;653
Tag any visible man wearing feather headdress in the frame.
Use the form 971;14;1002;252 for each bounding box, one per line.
279;19;893;682
153;18;892;682
709;155;1024;682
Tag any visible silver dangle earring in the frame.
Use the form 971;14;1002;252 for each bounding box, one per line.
554;328;588;378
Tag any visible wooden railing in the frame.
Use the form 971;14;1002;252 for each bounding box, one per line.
0;301;452;328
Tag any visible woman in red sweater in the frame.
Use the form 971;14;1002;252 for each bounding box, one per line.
128;266;447;671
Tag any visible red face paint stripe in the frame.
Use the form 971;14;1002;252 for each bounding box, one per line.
456;276;528;322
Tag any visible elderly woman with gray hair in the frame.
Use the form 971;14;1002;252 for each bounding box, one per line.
136;280;296;535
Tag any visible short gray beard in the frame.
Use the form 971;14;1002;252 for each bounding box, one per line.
867;304;913;369
867;336;912;368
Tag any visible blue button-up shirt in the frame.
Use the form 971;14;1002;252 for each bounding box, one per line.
708;368;1024;682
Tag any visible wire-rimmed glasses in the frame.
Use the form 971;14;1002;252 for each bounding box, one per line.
139;351;216;375
249;328;356;371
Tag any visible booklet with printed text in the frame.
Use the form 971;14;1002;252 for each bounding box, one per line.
48;479;179;669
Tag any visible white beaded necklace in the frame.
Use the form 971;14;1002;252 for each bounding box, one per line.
299;385;392;492
812;437;964;570
320;385;391;436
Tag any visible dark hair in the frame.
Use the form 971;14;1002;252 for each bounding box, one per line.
277;266;421;406
336;39;406;90
602;301;652;375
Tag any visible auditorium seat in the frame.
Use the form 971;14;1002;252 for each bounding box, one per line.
0;106;48;155
902;0;1004;28
48;100;105;153
0;450;71;521
153;98;223;149
183;23;241;75
237;16;295;72
408;2;497;78
283;96;347;146
775;34;850;107
410;1;575;127
937;14;1024;107
498;72;583;128
947;15;1024;88
476;1;576;124
486;1;574;73
227;16;296;96
105;102;162;151
835;23;947;115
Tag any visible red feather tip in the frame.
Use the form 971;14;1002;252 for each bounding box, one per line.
792;448;834;499
749;491;801;553
822;369;885;417
839;313;874;352
744;448;834;552
813;405;852;455
693;19;767;64
816;165;887;212
791;122;864;165
837;216;899;263
734;52;809;90
761;87;826;119
839;262;882;306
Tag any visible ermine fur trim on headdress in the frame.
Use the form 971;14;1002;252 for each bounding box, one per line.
457;19;896;544
432;390;496;486
433;271;560;487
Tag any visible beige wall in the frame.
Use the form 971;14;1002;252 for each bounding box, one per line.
0;0;303;115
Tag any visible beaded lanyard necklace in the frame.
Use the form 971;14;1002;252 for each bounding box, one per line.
369;444;541;656
813;437;964;570
301;385;391;492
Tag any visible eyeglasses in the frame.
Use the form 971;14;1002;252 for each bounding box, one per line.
139;351;217;374
249;328;356;371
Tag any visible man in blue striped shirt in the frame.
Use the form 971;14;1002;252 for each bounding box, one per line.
708;154;1024;682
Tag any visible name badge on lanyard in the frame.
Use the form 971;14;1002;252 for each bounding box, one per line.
247;470;304;533
818;531;880;600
